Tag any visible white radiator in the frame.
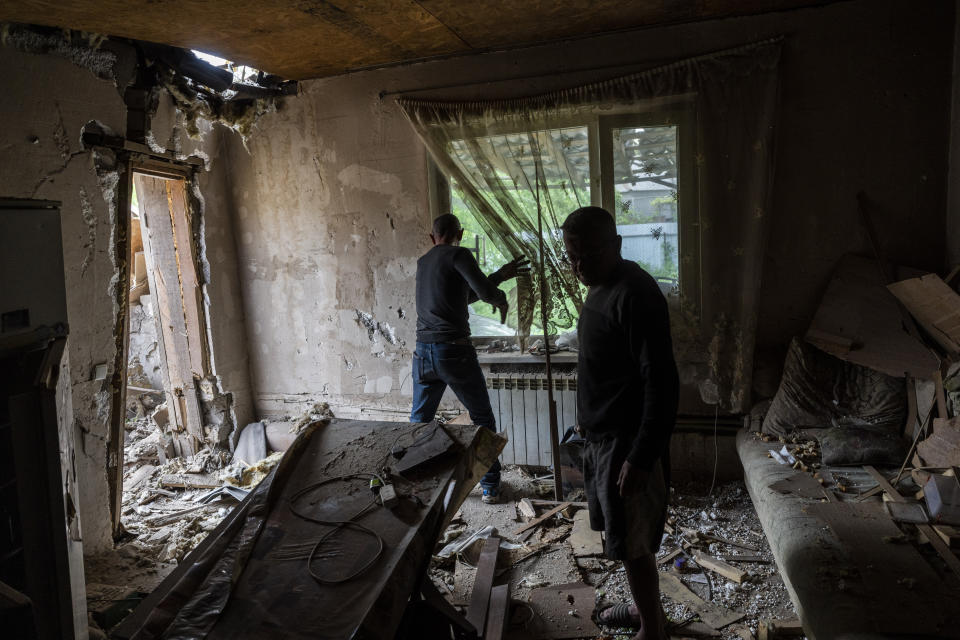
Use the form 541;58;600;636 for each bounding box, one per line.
486;373;577;467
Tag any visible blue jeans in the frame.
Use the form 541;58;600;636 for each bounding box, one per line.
410;341;501;489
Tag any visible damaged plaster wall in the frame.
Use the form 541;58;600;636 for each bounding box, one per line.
0;42;130;554
224;0;953;420
143;91;256;431
0;38;255;552
217;93;423;420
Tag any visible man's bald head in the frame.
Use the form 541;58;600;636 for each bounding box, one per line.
561;206;621;286
561;206;618;243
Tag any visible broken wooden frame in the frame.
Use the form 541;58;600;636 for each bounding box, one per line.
95;135;207;541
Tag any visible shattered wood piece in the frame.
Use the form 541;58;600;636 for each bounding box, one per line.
658;572;744;629
529;499;588;508
935;371;948;420
484;583;509;640
693;551;747;584
500;543;555;575
512;502;572;535
518;498;537;519
160;474;220;490
144;504;210;526
540;523;574;545
658;545;688;566
126;464;156;492
855;485;884;502
466;537;500;637
933;525;960;549
721;554;770;564
704;533;758;552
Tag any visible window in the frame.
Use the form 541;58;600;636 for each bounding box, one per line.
435;107;698;337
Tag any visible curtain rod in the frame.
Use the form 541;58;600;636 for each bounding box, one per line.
383;36;784;103
377;56;677;101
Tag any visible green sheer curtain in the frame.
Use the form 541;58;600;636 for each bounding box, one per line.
399;39;782;411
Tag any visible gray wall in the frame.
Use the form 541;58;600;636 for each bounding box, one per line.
221;0;954;419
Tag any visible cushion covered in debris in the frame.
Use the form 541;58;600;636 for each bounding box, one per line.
816;426;905;466
761;338;905;439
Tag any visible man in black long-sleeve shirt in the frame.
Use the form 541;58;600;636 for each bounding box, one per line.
562;207;678;640
411;214;527;503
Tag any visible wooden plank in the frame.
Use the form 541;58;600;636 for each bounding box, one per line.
658;572;743;629
721;554;770;564
165;179;208;375
658;545;689;566
529;499;588;508
701;533;758;552
933;525;960;549
864;465;960;579
466;537;500;637
136;176;203;441
484;583;509;640
934;370;948;420
693;551;747;584
512;502;571;535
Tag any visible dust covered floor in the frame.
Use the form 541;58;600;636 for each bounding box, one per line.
429;467;800;640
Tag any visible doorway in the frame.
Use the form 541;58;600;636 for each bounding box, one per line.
120;171;215;536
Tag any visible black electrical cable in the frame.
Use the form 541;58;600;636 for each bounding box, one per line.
289;423;441;586
288;474;386;585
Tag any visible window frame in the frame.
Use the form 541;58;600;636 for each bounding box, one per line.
429;102;700;338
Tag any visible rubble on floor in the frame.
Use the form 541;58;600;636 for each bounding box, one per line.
85;396;320;625
428;467;799;640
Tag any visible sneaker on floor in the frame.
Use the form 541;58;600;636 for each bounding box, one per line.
481;486;501;504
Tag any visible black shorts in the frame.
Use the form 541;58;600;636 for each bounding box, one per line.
582;437;668;560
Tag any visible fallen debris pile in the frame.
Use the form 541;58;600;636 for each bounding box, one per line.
427;469;796;640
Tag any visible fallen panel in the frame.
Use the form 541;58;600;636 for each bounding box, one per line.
888;273;960;355
659;573;743;629
114;418;504;639
805;254;938;379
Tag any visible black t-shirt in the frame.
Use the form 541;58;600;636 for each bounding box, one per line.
415;244;507;343
576;259;679;469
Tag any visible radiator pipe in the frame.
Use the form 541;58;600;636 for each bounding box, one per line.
534;161;564;501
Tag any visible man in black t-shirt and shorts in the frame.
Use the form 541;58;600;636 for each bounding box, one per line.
561;206;679;640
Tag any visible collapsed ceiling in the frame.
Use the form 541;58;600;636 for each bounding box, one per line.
1;0;832;80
